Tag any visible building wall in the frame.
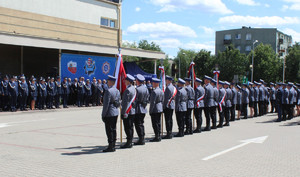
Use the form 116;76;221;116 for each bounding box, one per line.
0;0;119;47
216;28;291;58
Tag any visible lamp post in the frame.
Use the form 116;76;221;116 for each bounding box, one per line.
179;52;186;78
251;40;258;82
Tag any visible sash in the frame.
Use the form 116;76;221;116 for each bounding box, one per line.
168;87;177;107
9;82;15;89
196;90;205;108
218;91;226;112
125;91;137;115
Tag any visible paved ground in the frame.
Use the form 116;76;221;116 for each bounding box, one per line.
0;107;300;177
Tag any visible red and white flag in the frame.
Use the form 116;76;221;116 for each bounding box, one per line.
114;54;127;94
159;66;166;92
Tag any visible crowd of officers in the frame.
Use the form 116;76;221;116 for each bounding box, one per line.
101;74;300;153
0;75;109;112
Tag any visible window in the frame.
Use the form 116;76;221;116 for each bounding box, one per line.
245;45;252;52
246;33;252;40
235;34;241;39
101;18;117;28
236;46;241;51
224;34;231;40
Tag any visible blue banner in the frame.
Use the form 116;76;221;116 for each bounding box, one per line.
61;53;116;80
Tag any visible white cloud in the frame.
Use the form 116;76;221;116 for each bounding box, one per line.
199;26;215;35
282;0;300;11
135;7;141;12
218;15;300;26
282;5;289;11
282;28;300;42
234;0;260;6
152;38;182;48
126;21;198;38
264;4;270;8
184;41;215;53
149;0;233;14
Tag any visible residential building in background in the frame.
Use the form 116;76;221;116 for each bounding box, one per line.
0;0;164;78
215;27;293;58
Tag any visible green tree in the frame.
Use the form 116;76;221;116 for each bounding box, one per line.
215;45;249;82
249;43;281;82
173;48;197;78
194;49;215;78
285;42;300;82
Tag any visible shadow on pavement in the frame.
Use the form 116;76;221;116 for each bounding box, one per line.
256;119;277;123
280;122;300;127
58;145;107;155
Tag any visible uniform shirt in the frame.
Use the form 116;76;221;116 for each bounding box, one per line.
276;87;283;105
84;83;92;96
47;82;55;96
218;87;226;107
204;83;215;108
195;85;205;108
55;81;62;95
19;81;29;97
237;91;242;105
135;84;149;114
288;87;295;105
1;80;9;96
263;86;268;101
254;87;259;102
62;81;70;95
293;88;297;104
249;87;255;102
97;83;103;94
242;88;250;104
185;85;195;109
270;87;276;101
77;82;85;95
225;88;232;108
149;87;164;114
8;81;18;97
163;83;177;110
175;87;187;112
102;86;120;118
283;88;289;105
91;81;98;95
259;86;265;102
297;88;300;105
231;87;238;105
29;83;38;98
121;84;136;117
213;86;219;107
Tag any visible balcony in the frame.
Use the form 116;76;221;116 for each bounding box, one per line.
224;39;232;45
279;39;283;44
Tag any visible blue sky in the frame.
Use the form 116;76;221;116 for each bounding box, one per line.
121;0;300;58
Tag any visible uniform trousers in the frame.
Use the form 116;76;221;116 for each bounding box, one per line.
270;100;276;113
151;113;162;137
134;113;145;138
282;104;288;120
62;94;68;107
39;96;46;109
277;104;282;121
163;108;174;133
230;104;236;121
254;101;258;117
259;101;264;116
185;108;193;133
104;116;118;144
48;95;54;108
218;106;225;126
176;111;186;133
85;95;91;107
288;104;294;119
123;115;134;141
77;94;84;107
2;95;9;110
224;107;231;124
204;107;215;129
194;108;203;130
54;94;61;108
20;95;27;110
10;95;17;111
242;103;248;119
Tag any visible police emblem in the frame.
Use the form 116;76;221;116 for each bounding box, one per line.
102;62;110;75
84;58;96;76
67;61;77;74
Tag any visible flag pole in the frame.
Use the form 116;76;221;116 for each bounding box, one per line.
120;77;123;144
192;62;195;130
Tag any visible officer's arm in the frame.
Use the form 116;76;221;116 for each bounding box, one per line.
149;91;157;114
102;91;111;118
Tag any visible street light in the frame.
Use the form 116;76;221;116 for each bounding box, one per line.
251;40;258;82
179;52;186;78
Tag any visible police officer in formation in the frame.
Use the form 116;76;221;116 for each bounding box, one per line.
194;78;205;132
175;78;187;137
184;78;195;135
217;81;226;127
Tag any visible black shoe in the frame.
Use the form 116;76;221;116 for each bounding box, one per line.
204;127;211;131
211;126;217;129
217;124;223;128
193;129;201;133
274;120;281;122
223;123;230;126
121;141;132;149
103;143;115;152
175;132;184;137
134;139;145;145
184;131;189;135
162;134;173;139
150;137;161;142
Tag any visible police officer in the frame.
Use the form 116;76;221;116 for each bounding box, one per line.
236;85;242;120
19;76;29;111
253;81;259;117
248;82;255;118
217;81;226;128
241;83;249;119
2;75;9;111
47;77;55;109
203;76;215;131
102;75;120;153
120;74;136;149
91;77;98;106
149;78;164;142
55;76;62;108
224;82;232;126
134;74;149;145
96;79;103;106
282;83;289;121
258;82;265;116
8;76;18;112
194;78;205;133
210;79;218;129
263;81;269;114
184;78;195;135
38;78;47;110
77;77;85;107
287;82;295;120
162;76;177;139
175;78;187;137
84;79;92;107
270;83;276;113
62;77;70;108
29;78;38;110
275;83;283;122
230;83;237;121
